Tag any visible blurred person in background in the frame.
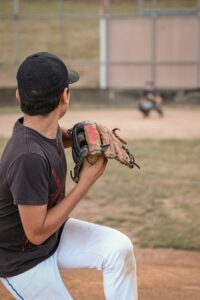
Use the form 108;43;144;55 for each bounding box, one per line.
138;80;164;118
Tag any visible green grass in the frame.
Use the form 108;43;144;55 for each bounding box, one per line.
1;137;200;250
66;139;200;250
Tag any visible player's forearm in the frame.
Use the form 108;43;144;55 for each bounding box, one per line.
23;159;106;245
33;181;91;245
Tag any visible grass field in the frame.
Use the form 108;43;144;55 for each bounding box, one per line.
66;139;200;251
1;137;198;250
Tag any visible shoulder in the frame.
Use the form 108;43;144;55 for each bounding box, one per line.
7;152;50;184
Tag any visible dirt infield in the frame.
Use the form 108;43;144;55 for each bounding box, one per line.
0;107;200;299
0;107;200;139
1;248;200;300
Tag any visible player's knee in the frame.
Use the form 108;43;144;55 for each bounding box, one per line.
105;232;135;273
117;233;134;254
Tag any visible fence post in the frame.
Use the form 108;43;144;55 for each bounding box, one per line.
100;16;108;89
151;16;157;85
99;0;110;89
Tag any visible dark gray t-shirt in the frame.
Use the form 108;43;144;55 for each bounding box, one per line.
0;118;67;277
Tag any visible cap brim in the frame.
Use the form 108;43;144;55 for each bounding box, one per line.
68;69;80;84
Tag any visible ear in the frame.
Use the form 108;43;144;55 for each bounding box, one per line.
60;87;70;105
16;89;21;102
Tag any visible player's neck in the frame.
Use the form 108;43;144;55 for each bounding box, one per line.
23;110;59;139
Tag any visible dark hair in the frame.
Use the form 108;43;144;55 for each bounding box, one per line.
19;93;61;116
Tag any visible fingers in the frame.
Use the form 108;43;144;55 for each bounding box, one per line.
82;155;107;171
79;155;107;186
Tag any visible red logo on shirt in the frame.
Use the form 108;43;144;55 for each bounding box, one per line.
49;169;64;206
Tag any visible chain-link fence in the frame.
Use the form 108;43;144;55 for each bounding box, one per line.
0;0;199;88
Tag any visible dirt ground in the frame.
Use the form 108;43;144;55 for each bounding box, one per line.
0;107;200;300
1;248;200;300
0;107;200;140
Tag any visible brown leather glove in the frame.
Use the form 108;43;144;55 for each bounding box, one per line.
70;120;140;183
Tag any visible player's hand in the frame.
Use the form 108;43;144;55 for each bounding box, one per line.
78;156;107;187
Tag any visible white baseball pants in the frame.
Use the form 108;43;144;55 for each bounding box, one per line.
1;218;138;300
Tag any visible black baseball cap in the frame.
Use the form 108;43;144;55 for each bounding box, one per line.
16;52;79;115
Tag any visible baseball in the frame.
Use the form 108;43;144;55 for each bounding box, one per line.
87;153;102;165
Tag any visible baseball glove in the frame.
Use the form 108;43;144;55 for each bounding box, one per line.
69;120;140;183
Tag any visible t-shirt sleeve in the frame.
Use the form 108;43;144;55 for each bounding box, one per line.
7;153;50;205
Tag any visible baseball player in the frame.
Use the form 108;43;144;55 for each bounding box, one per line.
138;80;164;118
0;52;138;299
